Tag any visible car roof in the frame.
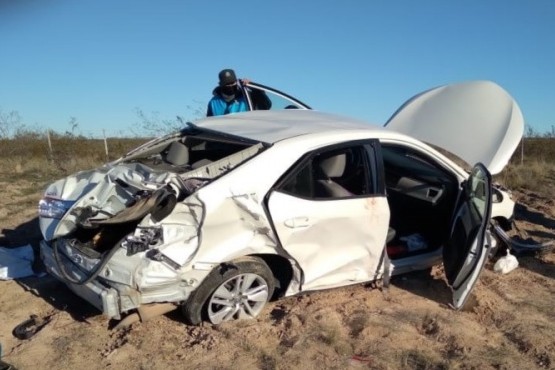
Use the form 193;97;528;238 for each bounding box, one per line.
193;110;391;144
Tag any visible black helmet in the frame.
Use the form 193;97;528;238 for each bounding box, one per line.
218;69;237;86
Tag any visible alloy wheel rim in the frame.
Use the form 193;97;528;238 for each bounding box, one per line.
207;273;269;324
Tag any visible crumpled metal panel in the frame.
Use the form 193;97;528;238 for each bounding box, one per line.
155;195;204;266
134;257;180;290
192;190;279;264
47;163;185;239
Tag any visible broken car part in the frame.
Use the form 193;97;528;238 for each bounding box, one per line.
12;314;52;340
492;222;555;255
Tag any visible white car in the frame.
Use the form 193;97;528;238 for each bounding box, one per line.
38;81;523;326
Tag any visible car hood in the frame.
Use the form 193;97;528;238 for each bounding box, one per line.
384;81;524;174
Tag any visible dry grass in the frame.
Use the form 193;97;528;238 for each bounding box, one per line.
518;137;555;163
495;137;555;196
496;160;555;195
0;135;147;182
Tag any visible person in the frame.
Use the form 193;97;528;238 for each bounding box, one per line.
206;69;249;116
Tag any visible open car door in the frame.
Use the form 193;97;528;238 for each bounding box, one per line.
241;82;311;111
443;163;493;309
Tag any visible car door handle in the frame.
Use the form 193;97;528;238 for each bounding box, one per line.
284;217;311;228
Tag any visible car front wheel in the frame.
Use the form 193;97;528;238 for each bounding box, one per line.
182;257;275;325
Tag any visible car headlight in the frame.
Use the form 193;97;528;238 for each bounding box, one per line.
38;197;75;219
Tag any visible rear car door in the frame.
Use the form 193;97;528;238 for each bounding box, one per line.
267;141;390;291
443;163;493;309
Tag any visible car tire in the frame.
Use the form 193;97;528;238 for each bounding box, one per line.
182;257;275;325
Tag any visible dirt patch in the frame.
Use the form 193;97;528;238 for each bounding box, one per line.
0;180;554;369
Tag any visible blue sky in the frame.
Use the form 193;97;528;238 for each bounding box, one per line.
1;0;554;137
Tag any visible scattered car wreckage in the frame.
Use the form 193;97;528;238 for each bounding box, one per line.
38;81;526;327
491;221;555;255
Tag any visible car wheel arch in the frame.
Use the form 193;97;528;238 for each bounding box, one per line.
181;256;277;325
249;253;294;299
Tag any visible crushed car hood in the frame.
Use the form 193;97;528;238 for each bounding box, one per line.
384;81;524;174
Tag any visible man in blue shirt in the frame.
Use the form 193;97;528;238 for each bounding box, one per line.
206;69;249;116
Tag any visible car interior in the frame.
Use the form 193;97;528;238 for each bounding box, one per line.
381;144;459;259
129;136;254;174
280;147;370;199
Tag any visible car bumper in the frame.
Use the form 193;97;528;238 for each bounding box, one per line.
40;240;122;319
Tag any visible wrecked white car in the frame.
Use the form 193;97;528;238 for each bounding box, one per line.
38;81;524;326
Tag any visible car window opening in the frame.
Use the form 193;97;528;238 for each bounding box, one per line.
280;146;372;199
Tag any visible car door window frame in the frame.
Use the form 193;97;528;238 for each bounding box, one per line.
242;82;312;111
271;139;385;200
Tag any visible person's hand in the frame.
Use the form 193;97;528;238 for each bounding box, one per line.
240;78;251;86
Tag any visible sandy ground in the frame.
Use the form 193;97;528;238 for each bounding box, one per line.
0;179;553;370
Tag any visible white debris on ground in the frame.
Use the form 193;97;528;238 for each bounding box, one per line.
493;249;519;274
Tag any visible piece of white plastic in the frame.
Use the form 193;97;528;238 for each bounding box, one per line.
493;249;519;274
0;245;35;280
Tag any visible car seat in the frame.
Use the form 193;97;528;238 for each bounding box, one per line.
315;153;353;197
165;141;189;166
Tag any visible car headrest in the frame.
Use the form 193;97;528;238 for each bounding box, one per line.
319;153;346;178
166;142;189;166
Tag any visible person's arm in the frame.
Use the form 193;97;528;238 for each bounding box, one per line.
206;102;214;116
